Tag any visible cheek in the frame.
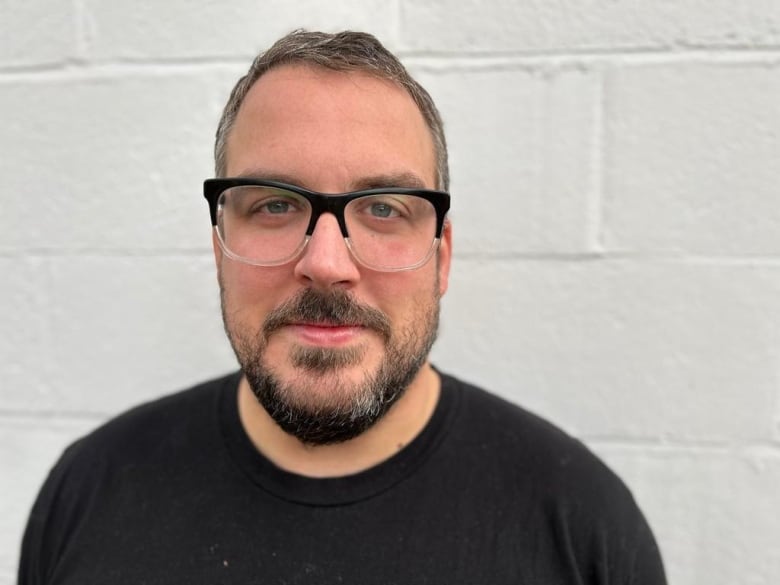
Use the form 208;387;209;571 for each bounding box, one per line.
367;267;440;320
220;263;293;320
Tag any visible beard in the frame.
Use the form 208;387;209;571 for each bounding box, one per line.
221;284;440;445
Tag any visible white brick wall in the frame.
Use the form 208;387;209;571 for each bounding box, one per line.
413;63;600;253
604;59;780;255
2;2;779;583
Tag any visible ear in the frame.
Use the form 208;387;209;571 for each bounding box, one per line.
437;220;452;297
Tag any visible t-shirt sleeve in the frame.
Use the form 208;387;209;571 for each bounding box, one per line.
628;506;667;585
17;442;85;585
579;471;667;585
18;466;60;585
556;482;667;584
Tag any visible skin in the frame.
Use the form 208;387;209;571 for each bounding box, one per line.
215;64;452;477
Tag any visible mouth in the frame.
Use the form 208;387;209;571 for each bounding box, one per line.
261;288;393;344
284;321;366;347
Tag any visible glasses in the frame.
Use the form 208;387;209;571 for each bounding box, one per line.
203;178;450;272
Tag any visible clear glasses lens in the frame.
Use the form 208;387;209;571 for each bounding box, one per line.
344;194;438;270
216;186;439;270
217;186;310;265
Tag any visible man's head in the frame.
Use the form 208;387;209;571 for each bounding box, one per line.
210;30;451;445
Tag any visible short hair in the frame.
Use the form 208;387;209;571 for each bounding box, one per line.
214;30;449;191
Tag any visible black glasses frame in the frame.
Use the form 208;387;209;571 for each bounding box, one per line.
203;178;451;239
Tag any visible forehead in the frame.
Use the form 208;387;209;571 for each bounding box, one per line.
225;64;436;189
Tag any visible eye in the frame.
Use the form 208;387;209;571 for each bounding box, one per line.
248;195;306;216
368;201;400;218
261;199;293;214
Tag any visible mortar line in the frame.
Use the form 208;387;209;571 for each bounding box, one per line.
586;437;780;455
5;248;780;264
0;247;214;258
392;0;403;49
449;251;780;264
2;47;779;78
587;63;607;255
0;409;111;422
72;0;88;63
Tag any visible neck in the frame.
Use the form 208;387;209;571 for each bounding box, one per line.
237;363;441;478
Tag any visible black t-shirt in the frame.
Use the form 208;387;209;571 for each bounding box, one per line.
19;371;666;584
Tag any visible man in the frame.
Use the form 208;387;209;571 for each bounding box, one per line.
19;30;666;584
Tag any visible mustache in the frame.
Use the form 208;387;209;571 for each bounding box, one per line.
263;288;392;342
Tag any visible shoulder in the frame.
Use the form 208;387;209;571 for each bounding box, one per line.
63;373;238;460
19;372;241;585
440;371;638;511
435;372;666;583
47;371;239;493
442;371;596;461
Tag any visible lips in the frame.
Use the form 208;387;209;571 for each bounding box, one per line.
286;322;365;346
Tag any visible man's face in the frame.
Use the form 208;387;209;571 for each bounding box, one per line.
216;64;451;444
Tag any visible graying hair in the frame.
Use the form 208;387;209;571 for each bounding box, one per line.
213;30;449;191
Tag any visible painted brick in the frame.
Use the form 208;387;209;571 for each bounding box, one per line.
0;72;220;252
431;258;780;442
8;254;236;414
593;446;780;585
604;60;780;255
775;405;780;442
401;0;780;53
0;0;76;68
0;416;101;580
81;0;399;61
411;63;599;254
0;257;50;408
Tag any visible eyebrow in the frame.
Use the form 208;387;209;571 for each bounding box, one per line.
232;168;430;192
351;172;428;191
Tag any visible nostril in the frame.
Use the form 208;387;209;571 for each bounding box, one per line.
294;222;361;287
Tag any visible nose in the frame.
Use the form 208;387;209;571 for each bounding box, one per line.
293;212;360;289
